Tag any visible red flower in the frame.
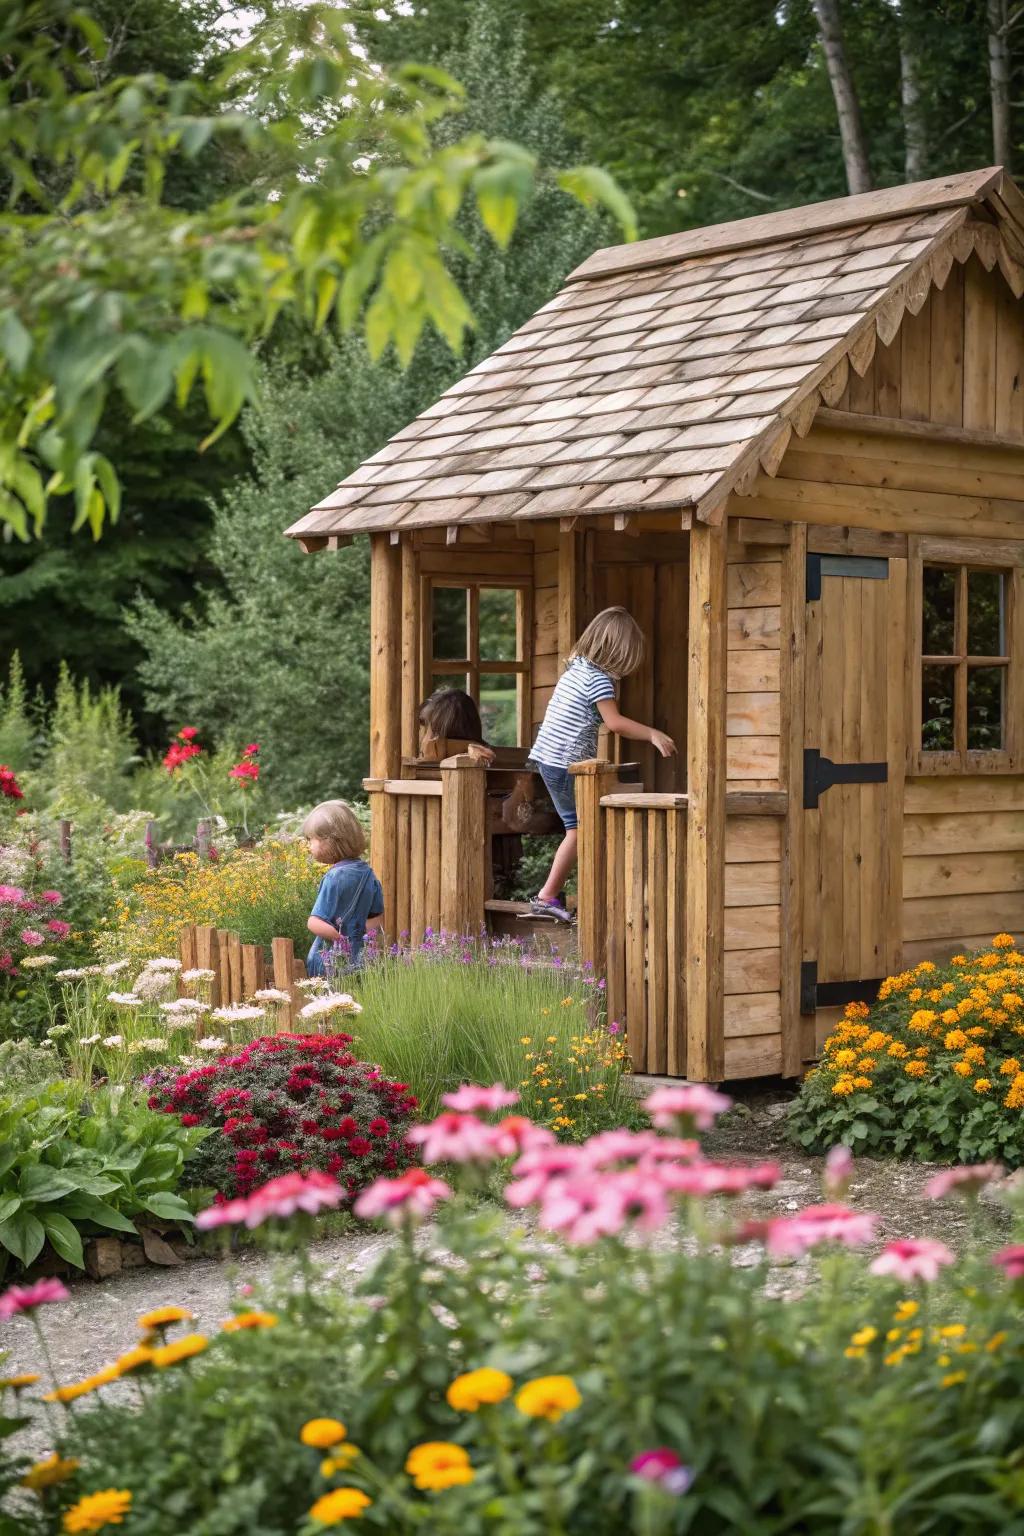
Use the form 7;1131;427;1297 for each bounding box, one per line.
178;726;200;741
228;760;259;782
242;743;260;758
347;1137;372;1158
163;741;202;773
0;766;24;801
181;1114;201;1127
368;1118;390;1138
46;919;71;939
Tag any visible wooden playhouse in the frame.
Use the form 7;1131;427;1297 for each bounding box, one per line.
286;166;1024;1085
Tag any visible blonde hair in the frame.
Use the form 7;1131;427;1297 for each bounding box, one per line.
301;800;366;863
569;607;646;680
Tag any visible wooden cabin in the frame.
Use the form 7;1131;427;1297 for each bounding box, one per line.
286;166;1024;1084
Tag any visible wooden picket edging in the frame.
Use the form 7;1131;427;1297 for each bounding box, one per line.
177;923;307;1030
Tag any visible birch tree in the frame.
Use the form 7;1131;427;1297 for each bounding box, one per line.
812;0;874;193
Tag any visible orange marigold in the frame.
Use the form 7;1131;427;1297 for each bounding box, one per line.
905;1061;927;1078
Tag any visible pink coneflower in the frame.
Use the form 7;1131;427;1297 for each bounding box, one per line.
505;1145;584;1207
643;1084;732;1132
40;890;62;906
488;1115;556;1158
0;1278;70;1319
354;1168;452;1224
629;1448;693;1495
659;1160;780;1198
925;1164;1003;1201
442;1083;520;1114
196;1171;344;1231
869;1238;955;1283
19;929;44;947
992;1244;1024;1279
407;1112;499;1164
0;885;25;905
46;919;71;939
753;1203;878;1257
824;1144;854;1197
538;1173;635;1245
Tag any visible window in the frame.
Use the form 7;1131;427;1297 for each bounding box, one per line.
423;580;531;747
912;539;1021;773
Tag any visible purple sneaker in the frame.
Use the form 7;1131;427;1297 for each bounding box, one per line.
530;896;574;923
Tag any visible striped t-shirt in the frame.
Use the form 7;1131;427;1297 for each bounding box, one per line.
530;657;617;768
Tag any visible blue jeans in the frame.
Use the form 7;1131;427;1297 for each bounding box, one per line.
536;762;577;831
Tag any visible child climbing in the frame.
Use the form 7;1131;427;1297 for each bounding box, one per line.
302;800;384;976
528;606;676;922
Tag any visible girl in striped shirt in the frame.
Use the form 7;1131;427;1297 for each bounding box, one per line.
529;606;676;921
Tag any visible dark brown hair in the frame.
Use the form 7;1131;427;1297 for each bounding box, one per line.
419;688;485;745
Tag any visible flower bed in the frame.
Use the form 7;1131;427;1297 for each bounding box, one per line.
791;933;1024;1163
149;1033;419;1203
5;1089;1024;1533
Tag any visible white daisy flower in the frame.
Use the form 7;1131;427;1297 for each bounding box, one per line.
298;993;363;1020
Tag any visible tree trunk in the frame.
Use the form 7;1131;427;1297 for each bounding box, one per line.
813;0;873;194
899;29;926;181
987;0;1013;168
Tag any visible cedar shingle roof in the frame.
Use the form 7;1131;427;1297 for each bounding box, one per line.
287;167;1024;544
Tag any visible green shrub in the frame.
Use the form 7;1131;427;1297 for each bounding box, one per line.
0;1081;206;1275
0;1037;58;1091
790;933;1024;1163
350;938;637;1135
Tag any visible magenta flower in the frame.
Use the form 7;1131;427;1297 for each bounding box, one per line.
993;1244;1024;1279
824;1144;854;1196
630;1448;693;1495
869;1237;955;1283
0;885;25;905
441;1083;520;1114
644;1084;732;1131
46;919;71;939
925;1164;1003;1201
196;1171;344;1231
0;1278;70;1319
487;1115;556;1158
354;1168;452;1224
19;929;44;947
40;890;62;906
751;1203;877;1257
660;1160;780;1198
407;1112;499;1164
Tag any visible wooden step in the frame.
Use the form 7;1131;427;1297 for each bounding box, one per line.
485;899;576;956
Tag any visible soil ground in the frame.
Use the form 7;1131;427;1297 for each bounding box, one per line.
5;1079;1009;1449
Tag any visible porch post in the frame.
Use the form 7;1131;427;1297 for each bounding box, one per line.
571;759;621;979
439;755;488;937
685;521;727;1082
370;533;402;780
363;779;397;936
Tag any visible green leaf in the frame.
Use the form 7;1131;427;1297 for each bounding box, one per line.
142;1193;194;1223
41;1213;85;1269
557;165;637;241
0;312;32;376
473;160;534;248
18;1165;82;1203
59;1195;136;1235
0;1195;21;1225
0;1210;45;1267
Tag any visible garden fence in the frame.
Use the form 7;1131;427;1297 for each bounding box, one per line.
177;922;308;1030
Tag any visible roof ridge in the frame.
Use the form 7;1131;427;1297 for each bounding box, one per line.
567;167;1007;285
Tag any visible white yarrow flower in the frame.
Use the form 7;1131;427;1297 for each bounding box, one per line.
102;1035;124;1048
298;993;362;1020
103;960;130;976
144;957;182;972
160;998;211;1016
56;967;88;980
253;988;292;1004
107;992;142;1007
182;967;215;983
46;1024;71;1038
295;977;330;994
21;954;58;969
211;1004;266;1024
196;1036;229;1052
78;1034;101;1046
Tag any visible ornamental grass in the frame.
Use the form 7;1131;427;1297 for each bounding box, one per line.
9;1094;1024;1534
791;934;1024;1163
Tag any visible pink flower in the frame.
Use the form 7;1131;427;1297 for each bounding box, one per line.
630;1449;693;1495
869;1238;954;1283
0;885;25;905
46;919;71;939
407;1112;499;1164
0;1278;70;1319
752;1203;877;1257
644;1084;732;1131
19;929;44;947
242;743;260;758
354;1168;452;1224
442;1083;520;1114
487;1115;556;1158
993;1244;1024;1279
228;760;259;782
196;1171;344;1231
505;1145;585;1207
925;1164;1003;1200
178;726;199;741
824;1144;854;1196
538;1173;634;1245
659;1160;780;1198
40;891;62;906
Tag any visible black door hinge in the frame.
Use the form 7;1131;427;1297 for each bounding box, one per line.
805;553;889;603
803;748;887;809
800;962;884;1016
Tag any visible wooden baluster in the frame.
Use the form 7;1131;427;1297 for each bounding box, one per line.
439;755;488;938
571;760;622;979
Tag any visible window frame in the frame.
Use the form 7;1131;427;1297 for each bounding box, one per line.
419;574;533;748
908;535;1023;775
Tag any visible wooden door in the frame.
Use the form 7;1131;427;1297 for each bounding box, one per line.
802;552;907;1015
590;534;689;791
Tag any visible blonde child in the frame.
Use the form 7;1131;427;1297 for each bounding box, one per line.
302;801;384;975
529;607;676;921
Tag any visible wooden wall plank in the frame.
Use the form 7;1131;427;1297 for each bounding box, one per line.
903;891;1024;942
963;258;998;432
904;809;1024;854
903;851;1024;898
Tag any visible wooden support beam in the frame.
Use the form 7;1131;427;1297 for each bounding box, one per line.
735;518;792;547
779;523;806;1078
369;533;403;779
327;535;352;551
296;535;328;554
439;756;488;935
685;520;727;1082
557;527;579;662
400;540;419;759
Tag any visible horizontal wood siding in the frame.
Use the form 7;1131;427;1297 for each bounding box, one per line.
902;776;1024;964
723;813;783;1078
726;530;782;796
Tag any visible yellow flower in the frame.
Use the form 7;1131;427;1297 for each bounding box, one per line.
894;1300;918;1322
1000;1059;1020;1076
963;1044;986;1065
953;1061;972;1077
44;1368;118;1403
832;1076;855;1096
115;1346;154;1375
405;1442;474;1491
987;1332;1008;1352
941;1371;967;1389
844;1345;866;1359
887;1042;908;1058
221;1311;279;1332
21;1453;80;1491
520;1037;531;1045
320;1447;360;1476
62;1489;132;1531
908;988;923;1001
857;1058;876;1072
832;1049;856;1068
944;1029;968;1051
138;1305;192;1331
852;1076;872;1090
514;1374;581;1422
0;1372;40;1390
974;1078;992;1093
937;1324;966;1339
850;1326;877;1347
308;1488;372;1524
904;1060;926;1078
150;1333;208;1368
993;933;1015;948
908;1010;937;1033
446;1367;513;1412
301;1419;348;1450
